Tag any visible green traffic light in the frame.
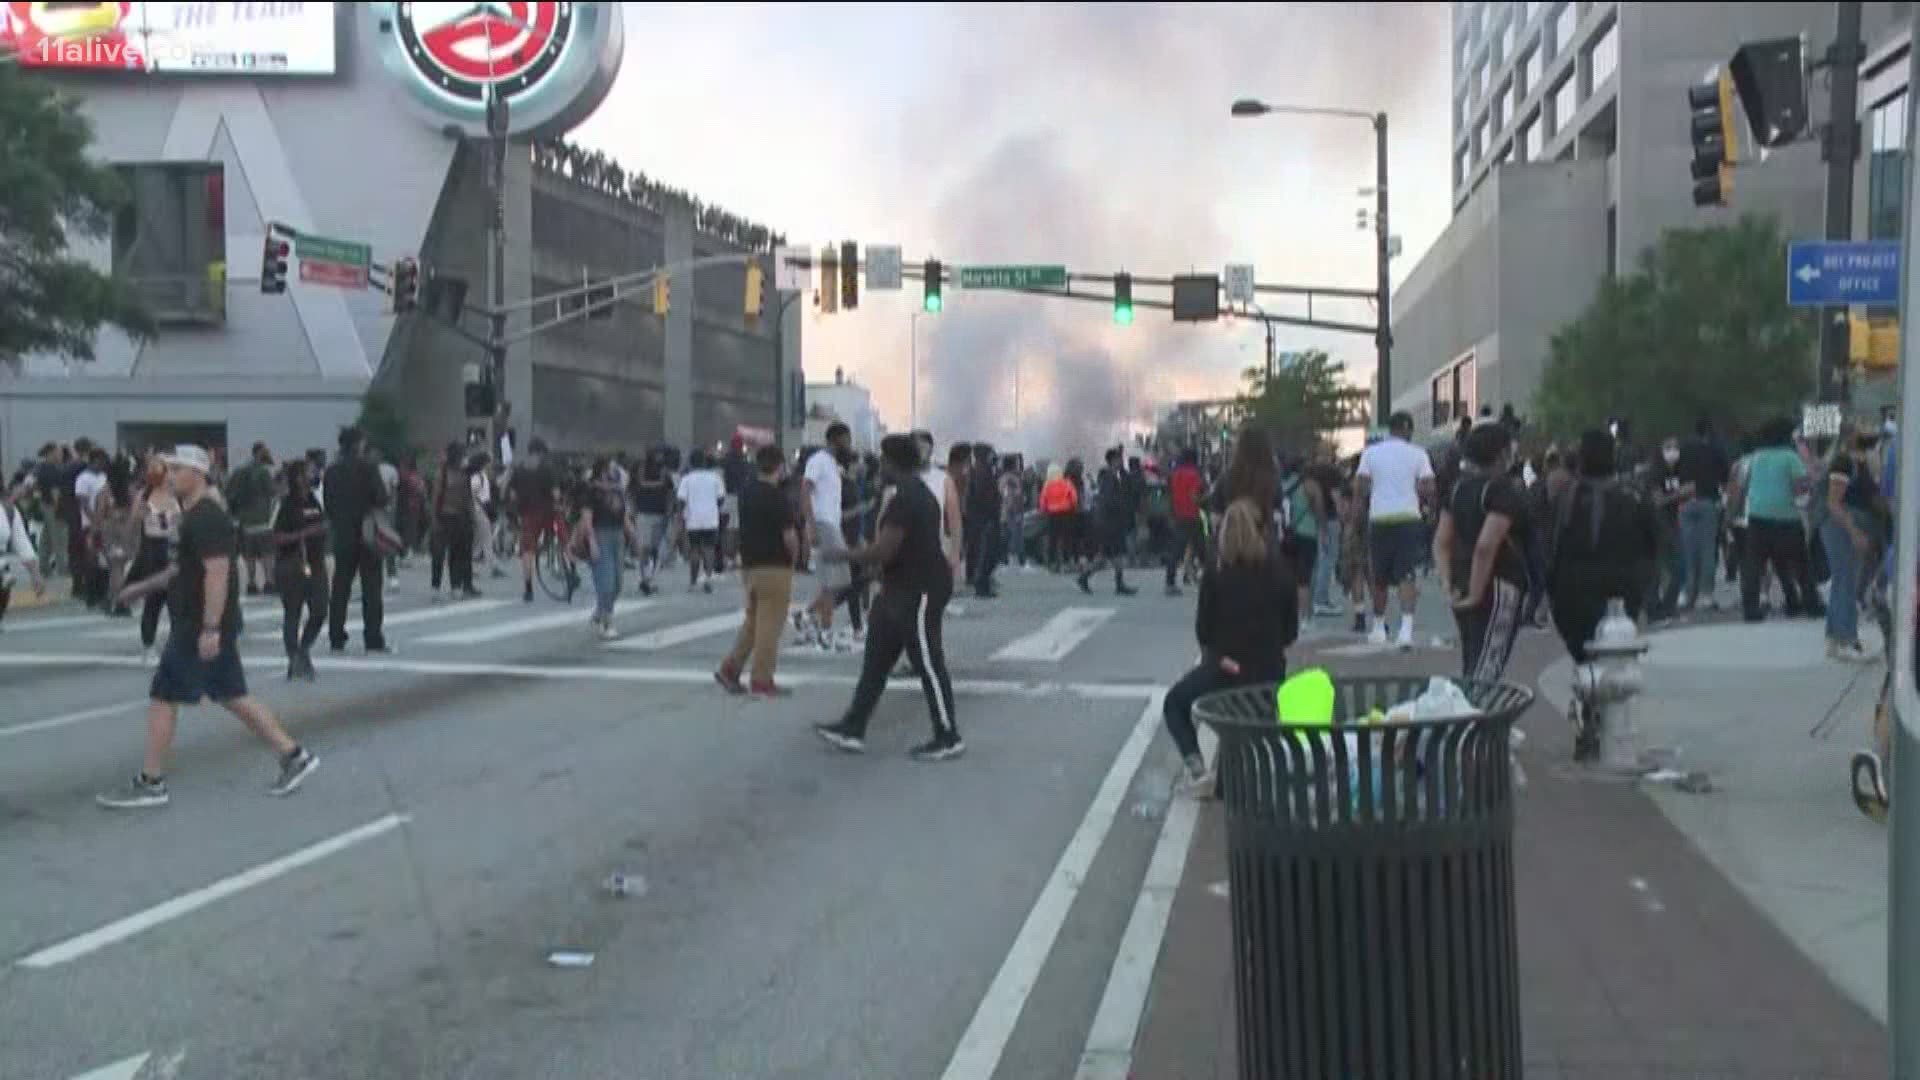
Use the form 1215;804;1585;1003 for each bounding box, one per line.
1114;305;1134;325
924;293;942;313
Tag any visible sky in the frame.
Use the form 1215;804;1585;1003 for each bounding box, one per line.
572;2;1454;457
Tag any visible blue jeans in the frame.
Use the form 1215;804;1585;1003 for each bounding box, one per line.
591;525;624;621
1678;500;1721;606
1313;517;1341;610
1821;514;1864;645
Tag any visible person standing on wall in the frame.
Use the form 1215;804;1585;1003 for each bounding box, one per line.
322;427;390;654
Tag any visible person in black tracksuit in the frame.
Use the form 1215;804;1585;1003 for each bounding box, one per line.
1161;497;1298;793
322;427;389;653
814;434;964;762
1434;424;1532;685
1076;448;1139;596
964;442;1002;599
272;460;330;680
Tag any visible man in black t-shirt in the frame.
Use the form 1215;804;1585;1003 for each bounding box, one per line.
1076;449;1139;596
814;433;963;761
509;437;559;604
96;445;317;810
717;445;799;695
1433;424;1530;684
322;427;389;653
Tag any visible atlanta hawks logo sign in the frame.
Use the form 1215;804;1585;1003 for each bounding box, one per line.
368;2;623;138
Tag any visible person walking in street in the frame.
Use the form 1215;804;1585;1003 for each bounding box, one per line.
1675;417;1730;611
0;483;46;630
677;449;726;593
73;447;109;609
718;445;799;697
1078;448;1140;596
798;422;856;648
579;456;638;639
1162;497;1297;795
1433;423;1530;684
1040;463;1080;572
1279;456;1325;625
127;454;180;665
814;434;964;761
630;448;675;596
1730;417;1816;623
270;460;329;680
223;442;276;596
323;427;389;653
1164;449;1207;595
1356;412;1435;648
430;442;478;600
96;445;317;809
510;437;560;604
965;442;1002;599
1821;425;1884;664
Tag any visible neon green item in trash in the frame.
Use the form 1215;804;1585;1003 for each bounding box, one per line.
1275;668;1335;727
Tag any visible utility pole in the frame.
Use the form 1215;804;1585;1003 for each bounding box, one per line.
485;89;510;451
1374;110;1393;425
1819;0;1865;403
1265;318;1277;382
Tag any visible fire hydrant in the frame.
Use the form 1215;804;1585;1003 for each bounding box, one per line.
1571;598;1649;772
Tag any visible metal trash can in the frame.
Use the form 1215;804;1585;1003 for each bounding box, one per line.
1197;675;1534;1080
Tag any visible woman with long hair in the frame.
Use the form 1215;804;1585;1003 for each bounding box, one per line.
579;456;639;639
1160;497;1299;794
271;460;329;679
1213;424;1279;521
125;453;181;663
96;454;139;619
430;442;479;599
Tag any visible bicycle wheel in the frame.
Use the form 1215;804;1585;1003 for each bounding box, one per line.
536;535;577;603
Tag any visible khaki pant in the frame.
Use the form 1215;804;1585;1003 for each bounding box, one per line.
725;566;793;686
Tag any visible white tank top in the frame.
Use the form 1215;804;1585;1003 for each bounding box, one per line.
922;467;946;514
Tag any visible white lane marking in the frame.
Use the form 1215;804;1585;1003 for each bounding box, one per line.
18;814;409;970
247;598;514;641
38;602;278;638
0;699;144;740
0;653;1163;700
991;607;1115;662
69;1051;149;1080
1075;724;1213;1080
607;610;771;652
940;691;1167;1080
414;601;657;645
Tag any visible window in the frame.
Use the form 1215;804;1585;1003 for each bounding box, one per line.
1523;44;1544;99
111;162;226;326
1474;58;1488;99
1455;144;1472;187
1553;1;1578;59
1588;19;1617;88
1870;90;1909;246
1523;0;1541;24
1499;16;1515;66
1475;113;1490;157
1552;73;1579;135
1453;355;1477;421
1517;116;1537;161
1454;93;1467;133
1432;371;1453;429
1493;80;1509;132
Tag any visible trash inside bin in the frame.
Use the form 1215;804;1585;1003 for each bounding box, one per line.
1197;675;1534;1080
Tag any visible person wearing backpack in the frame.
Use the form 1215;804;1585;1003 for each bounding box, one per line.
1432;423;1531;684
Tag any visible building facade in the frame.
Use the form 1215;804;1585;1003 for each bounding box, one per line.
804;370;886;452
1397;1;1898;435
0;3;801;466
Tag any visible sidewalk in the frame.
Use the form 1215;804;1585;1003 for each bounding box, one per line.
1130;627;1889;1079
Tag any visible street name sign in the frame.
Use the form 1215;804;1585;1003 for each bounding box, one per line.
1787;240;1901;307
1224;263;1255;304
773;245;809;292
296;234;371;290
958;265;1067;290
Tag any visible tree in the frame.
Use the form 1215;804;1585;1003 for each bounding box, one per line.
1534;214;1813;440
357;390;412;463
0;62;153;370
1234;348;1372;459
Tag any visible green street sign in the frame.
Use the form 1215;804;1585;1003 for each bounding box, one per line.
958;264;1067;290
295;235;372;268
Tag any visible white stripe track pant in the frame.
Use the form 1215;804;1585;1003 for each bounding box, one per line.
838;582;959;741
1453;578;1525;685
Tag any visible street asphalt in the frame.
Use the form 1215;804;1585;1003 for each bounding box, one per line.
0;558;1456;1080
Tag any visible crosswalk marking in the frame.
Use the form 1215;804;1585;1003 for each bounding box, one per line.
607;604;804;652
414;601;656;645
990;607;1115;662
247;598;513;641
19;602;278;637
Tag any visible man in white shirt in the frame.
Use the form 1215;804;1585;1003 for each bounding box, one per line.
1355;412;1436;648
676;450;726;592
800;423;854;647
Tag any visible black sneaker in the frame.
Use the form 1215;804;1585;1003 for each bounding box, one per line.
295;649;318;681
97;774;169;809
365;642;394;656
524;581;534;604
1116;583;1137;597
269;749;319;796
910;735;966;762
813;722;866;754
1076;573;1092;595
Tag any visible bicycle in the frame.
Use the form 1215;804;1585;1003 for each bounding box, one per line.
533;505;582;604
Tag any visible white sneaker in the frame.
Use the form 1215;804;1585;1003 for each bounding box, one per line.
1396;620;1416;650
1367;623;1388;647
1829;640;1878;664
596;621;619;642
949;601;968;618
141;646;154;668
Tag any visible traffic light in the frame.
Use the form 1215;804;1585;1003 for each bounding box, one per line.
744;260;765;322
652;274;671;315
1687;71;1737;207
1729;37;1809;148
923;259;942;313
1113;272;1134;325
818;246;838;313
260;226;290;294
392;257;419;313
840;240;859;310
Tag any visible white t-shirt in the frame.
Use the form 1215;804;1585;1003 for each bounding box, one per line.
1356;437;1433;522
677;469;725;531
804;449;842;525
921;466;947;516
74;468;106;527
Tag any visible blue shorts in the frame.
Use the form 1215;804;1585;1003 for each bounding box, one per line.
150;630;249;705
1369;520;1426;588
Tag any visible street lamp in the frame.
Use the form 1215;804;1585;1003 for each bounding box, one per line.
1232;97;1393;425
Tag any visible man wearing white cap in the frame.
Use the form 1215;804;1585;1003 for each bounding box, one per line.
97;445;317;809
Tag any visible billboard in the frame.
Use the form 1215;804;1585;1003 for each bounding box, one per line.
2;2;337;74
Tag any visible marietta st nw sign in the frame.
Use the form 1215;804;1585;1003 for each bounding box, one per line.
296;235;371;289
1787;240;1901;307
958;265;1067;290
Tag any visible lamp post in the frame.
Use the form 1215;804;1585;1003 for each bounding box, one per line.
1231;98;1392;424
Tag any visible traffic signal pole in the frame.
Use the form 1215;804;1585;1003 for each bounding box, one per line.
486;90;511;451
1819;0;1865;403
1374;111;1393;427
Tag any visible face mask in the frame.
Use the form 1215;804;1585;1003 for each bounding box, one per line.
1662;449;1680;465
